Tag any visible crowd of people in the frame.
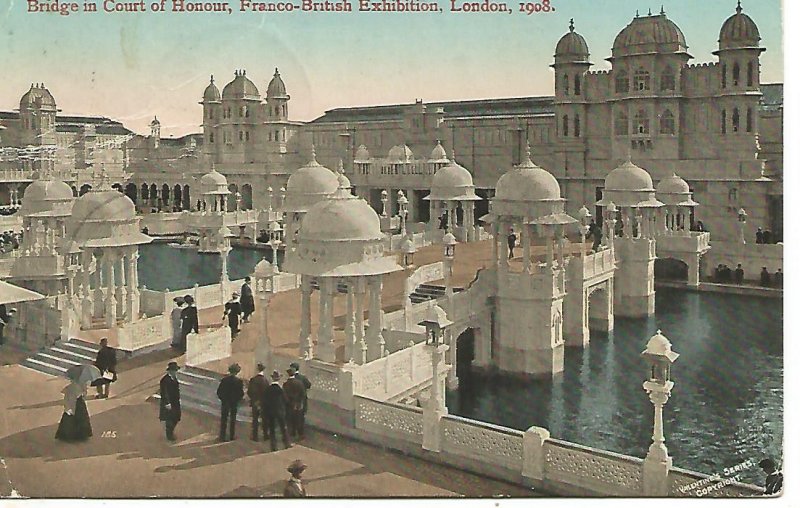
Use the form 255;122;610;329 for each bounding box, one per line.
0;230;21;254
755;227;780;245
713;264;782;288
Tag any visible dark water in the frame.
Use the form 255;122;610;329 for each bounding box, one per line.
449;288;783;485
137;243;283;291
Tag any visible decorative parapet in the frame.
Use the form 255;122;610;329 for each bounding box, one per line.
185;325;232;367
352;341;434;401
355;395;424;445
582;248;616;281
117;313;171;353
657;231;711;255
543;439;643;496
441;414;524;471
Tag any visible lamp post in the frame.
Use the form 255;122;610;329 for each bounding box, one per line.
641;329;679;495
217;225;233;302
419;304;452;452
397;190;409;236
577;205;591;256
380;189;389;218
269;220;282;272
266;186;273;213
443;229;456;299
253;258;275;370
401;235;416;268
737;207;747;244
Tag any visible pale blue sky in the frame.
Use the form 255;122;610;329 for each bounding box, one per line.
0;0;783;136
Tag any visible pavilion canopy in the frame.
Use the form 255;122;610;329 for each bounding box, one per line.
0;280;44;305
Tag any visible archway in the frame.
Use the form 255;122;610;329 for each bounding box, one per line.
161;184;170;210
587;285;613;333
149;184;157;207
173;184;182;211
141;183;149;203
183;185;190;210
455;328;476;383
79;184;92;196
241;184;253;210
655;258;689;282
227;183;239;211
125;183;138;205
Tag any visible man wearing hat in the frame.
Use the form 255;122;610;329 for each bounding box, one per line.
159;362;181;441
216;363;244;441
290;362;312;415
170;297;185;348
283;367;307;442
263;370;291;451
283;459;307;498
247;363;269;442
240;276;255;323
759;458;783;495
179;295;199;353
223;292;243;337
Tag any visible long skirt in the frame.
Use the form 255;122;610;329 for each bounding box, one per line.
55;397;93;442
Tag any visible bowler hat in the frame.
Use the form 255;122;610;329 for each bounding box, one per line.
287;459;307;473
289;362;300;371
173;296;184;303
286;367;296;376
270;370;281;381
256;362;266;372
166;361;180;372
228;363;241;374
184;295;194;304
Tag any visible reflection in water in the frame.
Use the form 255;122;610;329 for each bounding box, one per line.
448;288;782;484
138;243;283;291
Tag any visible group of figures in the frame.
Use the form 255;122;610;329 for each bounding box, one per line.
713;264;782;288
222;277;256;337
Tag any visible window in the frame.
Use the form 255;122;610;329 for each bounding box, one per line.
746;107;753;132
274;106;280;116
634;109;649;135
721;109;727;134
747;61;755;87
733;62;740;86
239;131;244;141
660;110;675;135
660;67;676;91
268;132;272;142
615;110;629;135
615;72;629;93
563;74;570;95
209;133;214;143
574;74;581;95
721;64;727;88
245;131;250;142
732;107;740;132
574;115;581;137
634;68;650;91
562;115;569;137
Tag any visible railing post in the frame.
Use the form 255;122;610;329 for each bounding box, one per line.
522;426;550;486
337;366;355;411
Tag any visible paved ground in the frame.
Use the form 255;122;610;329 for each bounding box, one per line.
0;348;538;498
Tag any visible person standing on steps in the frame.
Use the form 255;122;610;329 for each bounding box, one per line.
217;363;244;441
159;362;181;442
283;367;307;442
507;228;517;259
179;295;199;353
263;370;291;451
240;277;255;324
247;363;269;442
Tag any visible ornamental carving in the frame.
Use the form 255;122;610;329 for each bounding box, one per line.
357;399;423;438
545;444;642;493
443;419;523;468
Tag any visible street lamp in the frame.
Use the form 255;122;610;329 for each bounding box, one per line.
419;304;451;452
401;235;416;268
641;330;679;465
737;207;747;244
269;220;282;272
253;257;275;369
397;190;409;236
577;205;591;255
380;189;389;218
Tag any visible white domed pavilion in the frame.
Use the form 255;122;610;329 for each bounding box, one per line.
424;151;481;242
281;146;339;245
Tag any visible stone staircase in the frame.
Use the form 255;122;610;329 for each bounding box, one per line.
21;338;101;377
409;283;464;304
149;365;252;423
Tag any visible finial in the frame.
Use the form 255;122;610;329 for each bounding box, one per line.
569;18;574;32
310;144;317;162
450;148;456;163
525;140;532;161
635;9;639;17
626;144;632;163
210;74;214;84
736;0;742;13
337;159;345;174
660;4;664;14
648;7;651;16
274;67;280;76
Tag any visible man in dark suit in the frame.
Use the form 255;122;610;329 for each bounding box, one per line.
289;362;311;415
179;295;199;353
93;338;117;399
283;367;307;442
263;370;291;451
223;293;243;338
159;362;181;441
507;229;517;259
247;363;269;441
0;304;9;345
240;277;255;323
216;363;244;441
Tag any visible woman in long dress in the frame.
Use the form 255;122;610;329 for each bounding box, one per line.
55;381;93;442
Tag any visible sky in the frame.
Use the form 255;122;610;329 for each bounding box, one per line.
0;0;783;137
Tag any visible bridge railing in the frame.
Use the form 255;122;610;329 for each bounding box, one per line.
583;248;616;280
352;341;433;401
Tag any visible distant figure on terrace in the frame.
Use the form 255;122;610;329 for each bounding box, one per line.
774;268;783;288
755;227;764;244
695;220;706;232
240;277;255;323
179;295;199;353
507;228;517;259
223;292;243;337
217;363;244;442
588;220;603;252
0;304;13;346
763;230;773;244
170;297;185;348
760;267;771;287
734;264;744;285
438;211;447;230
92;338;117;399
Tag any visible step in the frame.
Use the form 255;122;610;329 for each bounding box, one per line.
49;347;95;362
35;353;82;367
62;340;101;354
180;369;223;384
22;358;68;376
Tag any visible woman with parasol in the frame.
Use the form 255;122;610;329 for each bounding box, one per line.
55;364;100;442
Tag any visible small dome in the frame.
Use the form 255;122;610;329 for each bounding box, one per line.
203;75;221;102
642;330;679;362
612;12;688;58
222;70;260;100
427;156;480;202
656;173;690;195
254;258;274;277
554;19;590;64
266;68;288;99
429;141;448;163
495;148;561;202
387;144;414;164
286;149;339;197
300;196;383;242
20;84;56;110
19;179;74;215
719;2;760;50
605;159;654;192
200;168;228;187
354;144;371;164
71;190;136;223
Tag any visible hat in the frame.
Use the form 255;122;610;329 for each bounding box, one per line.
286;367;296;376
166;362;180;372
287;459;307;473
183;295;194;304
289;362;300;371
174;296;184;304
228;363;241;374
244;276;251;282
232;291;240;297
256;362;266;372
759;458;777;470
270;370;281;381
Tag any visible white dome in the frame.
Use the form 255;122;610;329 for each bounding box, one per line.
429;141;448;163
201;169;228;187
656;173;690;195
427;158;479;202
354;145;371;164
300;196;382;242
71;190;135;223
495;152;561;202
286;154;339;195
387;144;414;164
605;160;654;192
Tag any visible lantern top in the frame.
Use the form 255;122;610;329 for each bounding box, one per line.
578;205;591;219
254;257;274;277
443;232;457;246
418;304;453;330
641;329;679;362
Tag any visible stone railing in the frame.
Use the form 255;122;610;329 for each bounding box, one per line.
702;241;782;279
352;341;434;401
116;314;171;353
140;212;186;236
355;396;424;445
581;248;616;280
303;359;344;406
185;325;232;367
5;299;64;351
0;214;22;231
441;414;524;471
382;329;425;354
657;231;711;254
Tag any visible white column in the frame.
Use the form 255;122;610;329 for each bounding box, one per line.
299;275;312;359
126;248;139;321
344;280;356;364
367;276;384;360
116;252;127;320
316;277;335;362
81;250;93;329
355;278;367;364
522;222;532;273
104;253;117;328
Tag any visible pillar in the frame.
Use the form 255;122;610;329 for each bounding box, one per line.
344;280;356;364
80;250;93;329
522;223;532;273
126;248;140;321
104;253;117;328
299;275;312;359
355;277;367;364
422;343;449;452
366;276;384;360
316;277;335;363
116;251;127;320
